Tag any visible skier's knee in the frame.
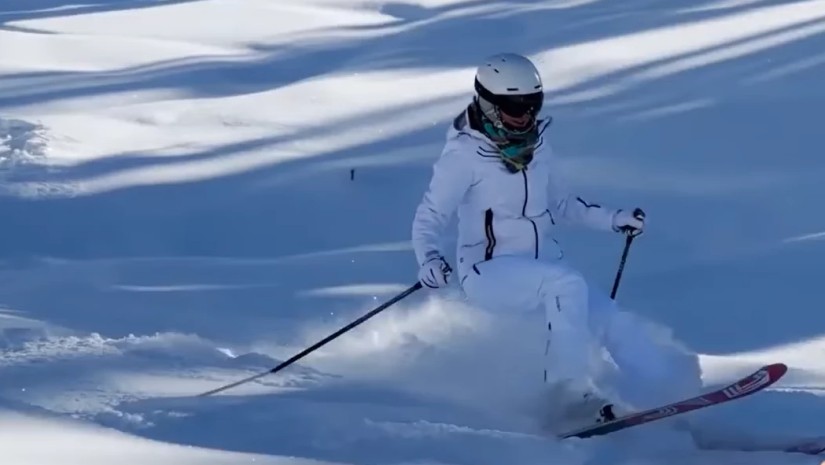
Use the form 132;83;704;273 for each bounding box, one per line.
555;268;589;300
543;269;590;329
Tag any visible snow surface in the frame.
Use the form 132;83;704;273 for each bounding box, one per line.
1;0;825;463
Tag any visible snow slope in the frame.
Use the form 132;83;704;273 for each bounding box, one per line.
1;0;825;463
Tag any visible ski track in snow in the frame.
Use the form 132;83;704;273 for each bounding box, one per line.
1;0;825;464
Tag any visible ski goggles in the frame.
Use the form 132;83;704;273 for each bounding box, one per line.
475;79;544;129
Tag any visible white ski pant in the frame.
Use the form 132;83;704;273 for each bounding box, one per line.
461;255;702;409
461;255;599;390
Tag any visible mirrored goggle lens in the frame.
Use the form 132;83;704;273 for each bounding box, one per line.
497;93;543;117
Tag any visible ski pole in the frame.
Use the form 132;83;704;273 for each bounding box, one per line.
196;281;423;397
610;234;634;300
610;208;644;300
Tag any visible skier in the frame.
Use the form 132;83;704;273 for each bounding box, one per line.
411;52;696;430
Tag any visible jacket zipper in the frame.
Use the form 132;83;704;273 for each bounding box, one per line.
521;169;539;259
484;208;496;260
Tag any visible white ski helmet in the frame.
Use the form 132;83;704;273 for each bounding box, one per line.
474;53;544;134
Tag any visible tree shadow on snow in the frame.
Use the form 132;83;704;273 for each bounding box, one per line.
0;0;822;351
99;377;559;465
0;2;823;456
0;0;203;28
0;0;813;107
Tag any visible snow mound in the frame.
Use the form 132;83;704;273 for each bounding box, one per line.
0;117;76;198
0;117;48;168
0;330;329;424
0;407;323;465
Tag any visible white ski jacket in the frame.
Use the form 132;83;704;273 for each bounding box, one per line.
412;109;620;284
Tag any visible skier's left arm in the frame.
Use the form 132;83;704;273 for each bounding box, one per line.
546;147;645;235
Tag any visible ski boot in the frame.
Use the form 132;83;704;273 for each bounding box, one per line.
541;385;619;434
597;403;617;423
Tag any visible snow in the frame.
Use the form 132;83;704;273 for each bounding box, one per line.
0;0;824;464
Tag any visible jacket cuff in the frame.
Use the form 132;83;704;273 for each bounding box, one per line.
422;250;441;265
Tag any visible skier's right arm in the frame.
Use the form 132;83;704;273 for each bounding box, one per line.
412;147;473;275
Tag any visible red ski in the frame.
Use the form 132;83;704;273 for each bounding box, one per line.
559;363;788;439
